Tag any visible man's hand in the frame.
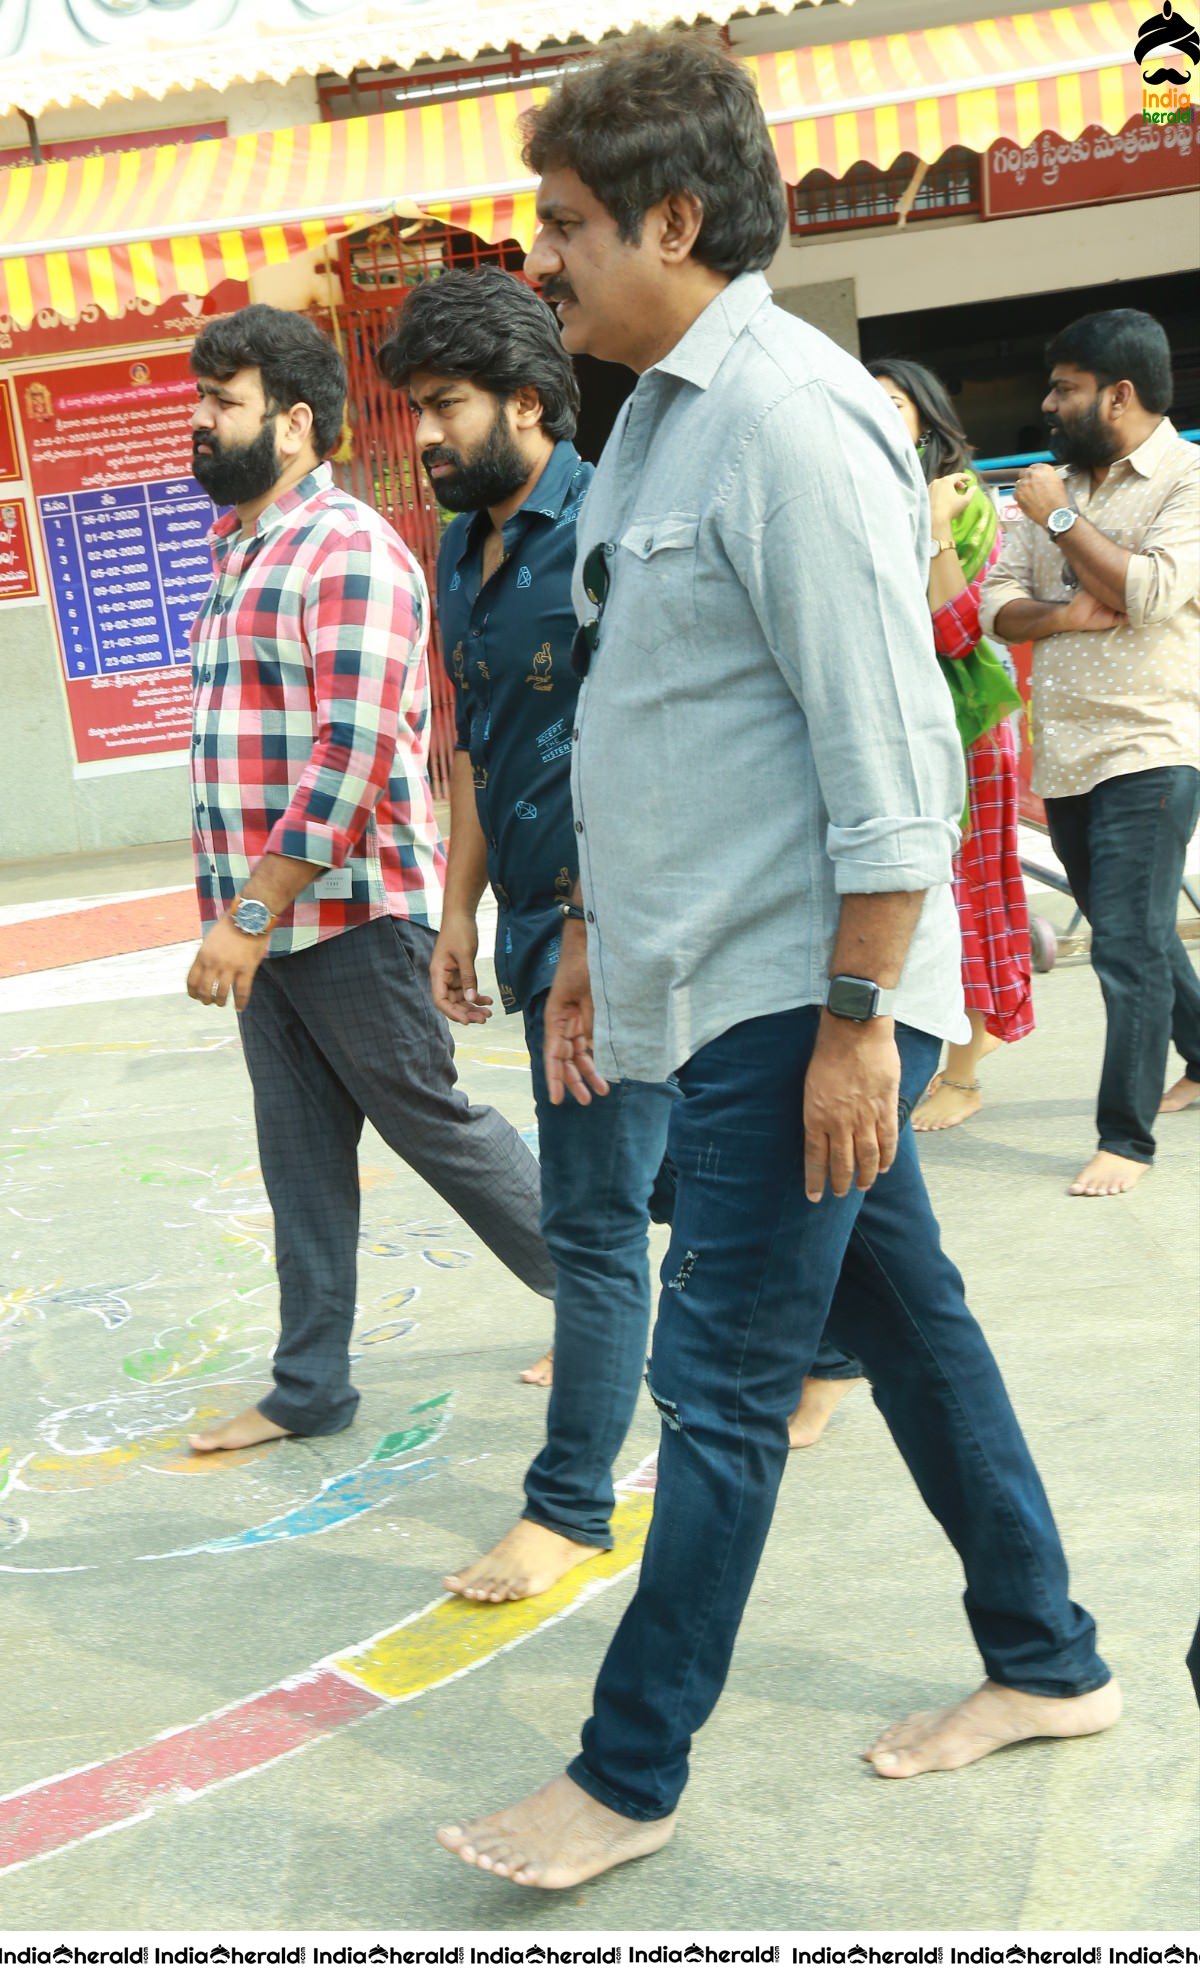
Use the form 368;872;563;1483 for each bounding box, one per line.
1059;588;1126;633
186;918;270;1013
430;911;492;1025
803;1012;901;1203
1014;462;1068;528
543;924;610;1107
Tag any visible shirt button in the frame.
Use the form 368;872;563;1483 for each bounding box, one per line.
644;537;653;552
586;910;595;924
575;821;583;834
572;728;579;741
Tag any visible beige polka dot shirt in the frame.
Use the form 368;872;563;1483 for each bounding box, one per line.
980;418;1200;798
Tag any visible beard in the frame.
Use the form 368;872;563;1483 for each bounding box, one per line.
1045;400;1118;473
192;421;283;506
422;406;529;513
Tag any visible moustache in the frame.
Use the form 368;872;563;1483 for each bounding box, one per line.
541;279;578;307
422;448;460;472
1142;64;1191;81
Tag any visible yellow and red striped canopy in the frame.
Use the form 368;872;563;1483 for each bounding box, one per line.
0;3;1152;331
754;1;1146;182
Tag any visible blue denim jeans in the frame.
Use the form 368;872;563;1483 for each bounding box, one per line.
521;992;675;1548
1044;765;1200;1164
568;1006;1110;1821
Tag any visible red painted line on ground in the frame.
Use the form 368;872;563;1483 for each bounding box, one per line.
0;1666;383;1875
0;893;196;978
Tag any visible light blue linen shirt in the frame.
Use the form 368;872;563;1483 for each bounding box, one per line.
569;272;968;1084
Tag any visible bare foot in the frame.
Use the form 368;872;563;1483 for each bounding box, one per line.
1068;1152;1150;1197
864;1676;1122;1778
913;1078;983;1131
188;1406;293;1454
1160;1075;1200;1114
444;1517;603;1602
437;1772;676;1888
788;1376;864;1449
519;1349;554;1387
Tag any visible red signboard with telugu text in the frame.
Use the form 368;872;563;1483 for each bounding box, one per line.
19;350;214;767
984;117;1199;218
0;378;18;481
0;495;38;602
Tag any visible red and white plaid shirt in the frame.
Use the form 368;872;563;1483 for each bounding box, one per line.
190;464;445;956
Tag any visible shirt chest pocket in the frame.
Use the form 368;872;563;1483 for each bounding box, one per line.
615;513;699;653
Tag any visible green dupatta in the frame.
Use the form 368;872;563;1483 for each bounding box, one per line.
937;475;1022;754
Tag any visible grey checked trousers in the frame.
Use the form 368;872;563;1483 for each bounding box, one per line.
238;916;555;1435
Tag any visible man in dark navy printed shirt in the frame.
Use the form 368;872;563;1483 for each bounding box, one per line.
377;269;674;1603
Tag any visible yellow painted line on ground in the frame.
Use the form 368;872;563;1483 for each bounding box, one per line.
454;1042;531;1071
332;1492;653;1700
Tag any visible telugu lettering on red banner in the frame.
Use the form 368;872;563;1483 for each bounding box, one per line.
984;117;1199;219
0;495;38;602
20;350;214;768
0;378;19;482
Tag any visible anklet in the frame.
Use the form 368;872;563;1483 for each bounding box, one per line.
939;1077;981;1092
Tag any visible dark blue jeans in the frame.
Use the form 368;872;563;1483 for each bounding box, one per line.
568;1007;1110;1821
1044;765;1200;1164
522;992;675;1548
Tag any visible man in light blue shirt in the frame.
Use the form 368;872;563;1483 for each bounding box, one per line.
437;33;1120;1890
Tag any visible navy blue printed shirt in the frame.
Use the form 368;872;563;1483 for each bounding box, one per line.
436;440;593;1013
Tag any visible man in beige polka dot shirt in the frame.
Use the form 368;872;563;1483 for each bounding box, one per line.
981;308;1200;1199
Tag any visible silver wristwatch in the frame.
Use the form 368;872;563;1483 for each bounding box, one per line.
1047;506;1077;541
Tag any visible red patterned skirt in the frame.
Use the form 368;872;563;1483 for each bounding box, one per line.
955;719;1034;1042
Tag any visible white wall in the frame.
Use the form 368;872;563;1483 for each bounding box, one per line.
765;190;1200;320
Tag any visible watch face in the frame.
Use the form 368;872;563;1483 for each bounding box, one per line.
828;976;878;1021
233;899;272;936
1048;507;1075;536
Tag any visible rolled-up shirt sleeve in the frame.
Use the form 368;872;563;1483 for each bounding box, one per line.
265;527;423;867
979;519;1037;637
1123;460;1200;627
722;380;962;894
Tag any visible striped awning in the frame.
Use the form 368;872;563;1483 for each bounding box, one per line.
0;2;1153;331
753;0;1147;181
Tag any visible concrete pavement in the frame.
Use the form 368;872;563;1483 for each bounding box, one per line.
0;843;1196;1932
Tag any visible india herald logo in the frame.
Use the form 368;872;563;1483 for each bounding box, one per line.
1136;0;1198;121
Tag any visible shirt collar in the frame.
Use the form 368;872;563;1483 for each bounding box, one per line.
208;462;333;550
646;272;772;392
457;439;584;559
1121;416;1176;478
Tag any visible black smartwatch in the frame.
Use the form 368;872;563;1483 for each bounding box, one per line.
825;974;897;1022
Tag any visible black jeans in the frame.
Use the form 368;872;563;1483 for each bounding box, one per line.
1044;765;1200;1163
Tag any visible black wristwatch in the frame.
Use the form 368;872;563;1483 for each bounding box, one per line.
558;901;586;923
825;974;897;1022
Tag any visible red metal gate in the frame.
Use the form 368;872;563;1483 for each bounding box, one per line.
329;217;528;799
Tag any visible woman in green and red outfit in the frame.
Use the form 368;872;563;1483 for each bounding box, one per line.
869;358;1033;1131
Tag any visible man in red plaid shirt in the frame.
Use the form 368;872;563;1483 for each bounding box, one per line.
184;304;554;1454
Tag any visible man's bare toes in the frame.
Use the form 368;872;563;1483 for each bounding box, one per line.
1159;1074;1200;1113
444;1520;604;1603
519;1350;555;1387
188;1406;293;1453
